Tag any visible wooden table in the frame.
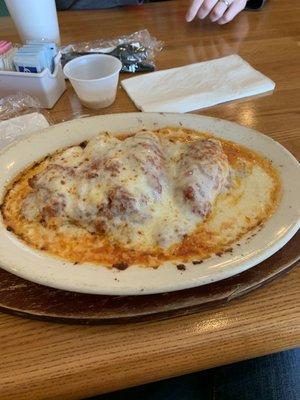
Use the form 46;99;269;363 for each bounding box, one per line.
0;1;299;399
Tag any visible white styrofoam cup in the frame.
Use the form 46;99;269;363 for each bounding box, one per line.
4;0;61;45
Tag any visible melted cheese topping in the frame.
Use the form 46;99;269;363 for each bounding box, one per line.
1;127;281;267
19;130;230;250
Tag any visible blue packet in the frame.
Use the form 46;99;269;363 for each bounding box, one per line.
26;41;57;59
13;41;58;73
13;52;45;73
26;41;57;72
19;45;51;71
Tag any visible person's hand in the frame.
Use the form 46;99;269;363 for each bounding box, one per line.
186;0;247;24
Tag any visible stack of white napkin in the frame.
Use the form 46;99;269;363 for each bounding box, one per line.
122;55;275;113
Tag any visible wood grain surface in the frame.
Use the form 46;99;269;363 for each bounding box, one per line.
0;1;300;399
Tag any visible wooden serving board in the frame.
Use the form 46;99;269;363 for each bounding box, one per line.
0;232;299;324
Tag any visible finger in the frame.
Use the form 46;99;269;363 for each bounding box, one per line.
209;1;228;22
198;0;219;20
186;0;204;22
218;0;247;24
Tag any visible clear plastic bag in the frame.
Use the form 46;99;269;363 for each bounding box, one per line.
0;92;52;149
60;29;164;73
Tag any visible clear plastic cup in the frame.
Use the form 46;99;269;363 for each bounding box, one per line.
63;54;122;109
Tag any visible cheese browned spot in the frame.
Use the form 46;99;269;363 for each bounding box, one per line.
1;127;281;267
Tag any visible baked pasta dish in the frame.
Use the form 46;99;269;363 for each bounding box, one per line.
1;127;281;268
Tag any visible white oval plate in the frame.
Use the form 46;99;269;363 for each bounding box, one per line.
0;113;299;295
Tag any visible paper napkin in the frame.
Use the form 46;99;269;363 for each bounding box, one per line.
121;54;275;113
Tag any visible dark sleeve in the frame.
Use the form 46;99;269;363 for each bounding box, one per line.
56;0;144;10
246;0;266;10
